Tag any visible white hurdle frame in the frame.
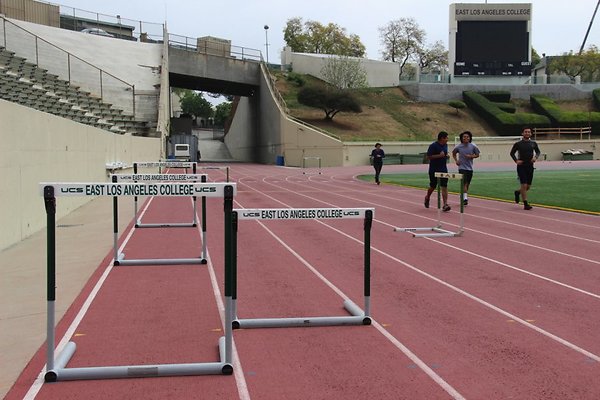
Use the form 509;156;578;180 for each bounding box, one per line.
195;165;230;183
40;182;237;382
112;173;209;263
132;162;201;228
394;172;465;238
230;207;374;329
111;180;236;266
302;156;322;175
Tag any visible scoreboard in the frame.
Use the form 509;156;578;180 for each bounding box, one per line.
449;3;532;77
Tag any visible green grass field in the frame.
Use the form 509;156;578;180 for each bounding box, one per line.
358;169;600;214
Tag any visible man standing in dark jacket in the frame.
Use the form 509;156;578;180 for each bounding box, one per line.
510;127;541;210
370;143;385;185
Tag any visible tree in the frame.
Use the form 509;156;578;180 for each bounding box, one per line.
416;40;448;73
283;18;366;57
320;56;368;89
179;90;214;119
548;51;588;83
378;17;425;77
582;45;600;82
531;48;542;67
297;85;362;120
214;101;232;127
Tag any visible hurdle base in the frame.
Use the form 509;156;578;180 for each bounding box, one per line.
135;222;197;228
45;339;232;382
115;253;207;266
394;226;462;238
233;300;370;329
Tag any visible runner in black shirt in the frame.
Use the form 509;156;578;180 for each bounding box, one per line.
509;127;541;210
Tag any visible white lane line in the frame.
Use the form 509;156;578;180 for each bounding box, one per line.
204;247;251;400
236;174;600;368
248;214;466;400
294;183;600;265
241;169;600;300
427;236;600;299
23;196;156;399
321;221;600;363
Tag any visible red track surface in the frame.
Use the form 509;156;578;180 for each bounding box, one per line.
6;162;600;400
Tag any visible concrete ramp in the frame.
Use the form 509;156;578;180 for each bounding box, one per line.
196;130;234;162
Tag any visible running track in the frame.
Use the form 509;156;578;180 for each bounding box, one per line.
6;162;600;400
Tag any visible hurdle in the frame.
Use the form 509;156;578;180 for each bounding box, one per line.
112;177;234;266
302;156;322;175
131;162;204;228
40;182;237;381
394;172;465;238
230;207;373;329
196;165;230;183
122;164;203;228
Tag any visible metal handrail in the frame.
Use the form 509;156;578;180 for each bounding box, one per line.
167;33;261;62
533;126;592;140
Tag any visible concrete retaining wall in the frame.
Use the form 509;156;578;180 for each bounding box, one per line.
342;139;598;167
402;82;600;102
0;100;160;251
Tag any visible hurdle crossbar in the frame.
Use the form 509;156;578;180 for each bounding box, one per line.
230;207;373;329
40;183;237;382
394;172;465;238
140;160;197;174
302;156;322;175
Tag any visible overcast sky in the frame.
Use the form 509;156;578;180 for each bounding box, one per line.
60;0;599;60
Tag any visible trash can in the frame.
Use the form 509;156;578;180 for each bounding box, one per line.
276;155;284;166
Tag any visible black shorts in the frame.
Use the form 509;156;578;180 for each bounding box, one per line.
458;169;473;185
429;171;448;188
517;164;535;185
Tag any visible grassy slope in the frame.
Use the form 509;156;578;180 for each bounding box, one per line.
273;71;594;142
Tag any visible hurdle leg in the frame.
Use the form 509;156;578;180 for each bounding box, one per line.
43;186;57;375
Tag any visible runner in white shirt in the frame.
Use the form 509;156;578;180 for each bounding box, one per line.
452;131;480;206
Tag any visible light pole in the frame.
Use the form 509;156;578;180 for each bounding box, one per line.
264;24;269;65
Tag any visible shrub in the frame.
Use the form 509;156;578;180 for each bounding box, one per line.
285;72;306;87
448;100;466;114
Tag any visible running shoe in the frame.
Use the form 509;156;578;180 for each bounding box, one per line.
442;204;451;212
463;199;468;206
514;190;520;204
424;197;430;208
524;203;533;210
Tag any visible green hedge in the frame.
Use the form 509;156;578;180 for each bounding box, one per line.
496;102;517;113
531;94;600;134
479;91;512;103
463;91;551;135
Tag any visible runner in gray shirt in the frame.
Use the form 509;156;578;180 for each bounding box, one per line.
452;131;480;206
